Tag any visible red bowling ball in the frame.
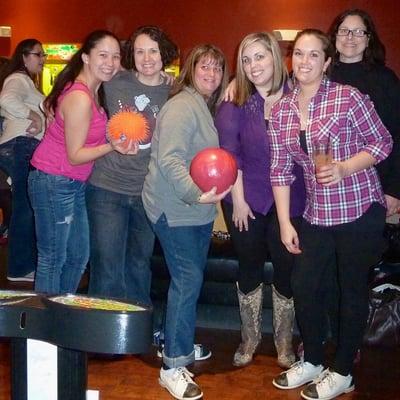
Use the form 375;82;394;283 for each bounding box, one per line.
190;147;238;194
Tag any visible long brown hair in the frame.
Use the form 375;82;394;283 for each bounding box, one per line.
44;30;120;112
234;32;287;106
0;38;42;91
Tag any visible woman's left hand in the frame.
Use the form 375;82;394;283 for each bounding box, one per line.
315;161;346;186
26;120;41;136
198;186;232;204
111;138;139;155
26;110;43;136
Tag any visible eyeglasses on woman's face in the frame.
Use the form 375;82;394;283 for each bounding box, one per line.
336;28;369;38
26;52;48;58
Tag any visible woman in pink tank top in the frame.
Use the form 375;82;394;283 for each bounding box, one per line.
28;30;136;295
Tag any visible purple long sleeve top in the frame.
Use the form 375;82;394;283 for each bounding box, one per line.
215;90;305;217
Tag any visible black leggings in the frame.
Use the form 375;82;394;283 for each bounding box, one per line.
292;203;385;375
222;201;301;297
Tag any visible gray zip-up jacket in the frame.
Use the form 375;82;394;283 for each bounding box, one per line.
142;86;218;227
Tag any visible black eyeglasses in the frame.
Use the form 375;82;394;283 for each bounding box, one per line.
27;52;48;58
337;28;369;37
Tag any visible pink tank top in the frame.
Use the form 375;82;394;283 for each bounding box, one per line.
31;81;107;181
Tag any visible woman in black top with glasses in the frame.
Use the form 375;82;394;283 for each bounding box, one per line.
329;8;400;216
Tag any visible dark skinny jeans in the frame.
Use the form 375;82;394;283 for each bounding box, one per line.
222;200;301;297
292;203;385;375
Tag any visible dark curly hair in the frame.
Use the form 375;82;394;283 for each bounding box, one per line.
122;26;178;70
328;8;386;65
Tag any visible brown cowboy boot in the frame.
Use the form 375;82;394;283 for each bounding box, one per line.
272;284;296;368
233;283;263;367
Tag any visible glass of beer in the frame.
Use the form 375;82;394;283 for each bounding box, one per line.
312;140;332;178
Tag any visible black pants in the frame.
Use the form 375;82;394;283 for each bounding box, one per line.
222;201;301;297
292;203;385;375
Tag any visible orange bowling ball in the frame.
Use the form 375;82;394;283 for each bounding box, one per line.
190;147;238;194
108;109;149;142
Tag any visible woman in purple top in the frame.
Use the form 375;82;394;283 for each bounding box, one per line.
269;29;392;400
215;32;306;369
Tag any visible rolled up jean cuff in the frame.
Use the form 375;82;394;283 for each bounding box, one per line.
162;348;195;369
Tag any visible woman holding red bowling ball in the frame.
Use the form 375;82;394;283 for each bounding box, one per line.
142;44;229;400
215;32;306;369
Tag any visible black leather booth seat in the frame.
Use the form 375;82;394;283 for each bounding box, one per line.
150;232;275;331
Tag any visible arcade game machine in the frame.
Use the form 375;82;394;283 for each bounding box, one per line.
164;59;180;78
41;43;80;95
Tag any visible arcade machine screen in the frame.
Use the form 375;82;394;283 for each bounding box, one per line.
41;43;80;95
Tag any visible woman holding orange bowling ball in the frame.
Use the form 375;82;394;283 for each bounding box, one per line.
215;32;306;369
142;44;229;400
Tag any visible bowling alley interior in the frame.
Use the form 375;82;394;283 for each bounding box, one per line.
1;1;400;399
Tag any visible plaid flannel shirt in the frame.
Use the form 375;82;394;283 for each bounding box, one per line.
269;78;393;226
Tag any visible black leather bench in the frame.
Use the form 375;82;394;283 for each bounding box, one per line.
150;231;275;331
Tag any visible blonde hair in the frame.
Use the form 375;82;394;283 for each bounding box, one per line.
234;32;287;106
170;44;229;115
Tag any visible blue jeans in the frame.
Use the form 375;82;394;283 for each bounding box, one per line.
152;214;212;368
86;184;154;305
28;170;89;294
0;136;39;277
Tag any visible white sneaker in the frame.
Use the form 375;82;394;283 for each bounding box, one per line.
157;343;212;361
301;369;354;400
273;361;324;390
159;367;203;400
7;271;35;282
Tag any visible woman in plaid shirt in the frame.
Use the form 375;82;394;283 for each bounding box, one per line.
269;29;392;400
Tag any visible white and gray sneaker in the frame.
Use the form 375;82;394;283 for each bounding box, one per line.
157;343;212;361
301;369;355;400
273;361;324;390
159;367;203;400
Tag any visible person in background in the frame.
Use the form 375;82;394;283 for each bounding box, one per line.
28;30;131;295
329;8;400;216
269;29;392;400
0;39;45;282
0;57;10;133
215;32;305;369
87;26;178;306
142;44;229;400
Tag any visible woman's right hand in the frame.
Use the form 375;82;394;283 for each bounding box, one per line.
223;78;237;102
280;221;301;254
232;200;255;232
160;70;175;86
